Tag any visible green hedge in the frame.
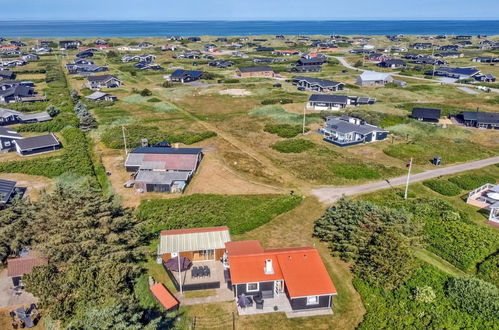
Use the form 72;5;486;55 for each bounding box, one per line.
100;125;216;149
448;174;496;190
136;194;302;235
263;123;306;138
423;179;462;196
271;139;315;153
0;127;94;178
477;253;499;287
16;113;80;133
355;265;497;329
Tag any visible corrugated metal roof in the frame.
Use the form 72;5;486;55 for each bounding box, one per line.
158;228;231;254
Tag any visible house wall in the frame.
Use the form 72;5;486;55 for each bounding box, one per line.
238;71;274;78
0;136;18;151
17;144;60;156
289;295;332;311
233;281;275;297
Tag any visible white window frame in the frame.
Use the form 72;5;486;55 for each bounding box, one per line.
246;282;259;292
306;295;319;305
4;141;10;147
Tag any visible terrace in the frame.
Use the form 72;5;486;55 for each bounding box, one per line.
466;183;499;223
166;260;229;291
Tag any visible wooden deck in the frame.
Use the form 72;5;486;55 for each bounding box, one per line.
237;294;292;315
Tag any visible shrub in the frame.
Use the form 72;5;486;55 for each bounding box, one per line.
136;194;302;235
139;88;152;97
100;125;216;149
223;79;240;84
448;174;496;190
263;123;305;138
0;127;94;178
414;286;436;303
477;254;499;287
447;277;499;320
271;139;315;153
261;98;293;105
16;112;79;133
147;97;161;103
329;164;381;180
423;179;462;196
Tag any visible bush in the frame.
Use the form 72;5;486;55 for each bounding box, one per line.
477;253;499;287
223;79;240;84
16;112;80;133
147;97;161;103
329;164;381;180
263;123;305;138
447;277;499;320
100;125;216;149
261;98;293;105
0;127;94;178
271;139;315;153
136;194;302;235
139;88;152;97
423;179;462;196
448;174;496;190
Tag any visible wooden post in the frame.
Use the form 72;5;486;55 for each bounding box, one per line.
404;158;413;200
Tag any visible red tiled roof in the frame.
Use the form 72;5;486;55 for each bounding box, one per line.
225;240;263;256
276;250;336;297
227;244;336;298
143;153;199;171
228;254;284;284
150;283;179;310
160;226;229;236
7;256;48;277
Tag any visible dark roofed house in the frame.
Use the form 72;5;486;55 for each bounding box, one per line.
14;133;61;156
432;67;480;80
411;107;441;123
458;111;499;129
255;46;275;52
170;69;204;83
86;74;122;90
307;94;376;111
474;74;496;83
0;107;51;125
0;178;16;204
0;69;15;80
291;65;322;73
59;40;82;50
236;66;275;78
320;116;388;147
293;76;344;92
296;57;327;66
378;59;406;68
0;126;22;151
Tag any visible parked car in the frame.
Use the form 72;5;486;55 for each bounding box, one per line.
123;181;135;188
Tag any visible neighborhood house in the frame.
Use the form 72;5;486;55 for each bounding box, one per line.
466;184;499;224
320;116;388;147
125;146;203;193
306;94;376;111
411;107;441;122
236;66;276;78
356;71;393;86
293;76;344;92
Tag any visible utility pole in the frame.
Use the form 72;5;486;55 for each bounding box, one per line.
122;125;128;155
302;105;306;135
404;158;413;199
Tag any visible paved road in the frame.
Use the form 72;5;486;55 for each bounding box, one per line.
311;156;499;205
333;56;499;93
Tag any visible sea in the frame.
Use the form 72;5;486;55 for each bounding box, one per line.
0;20;498;37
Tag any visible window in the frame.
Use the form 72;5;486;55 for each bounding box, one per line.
306;296;319;305
246;283;259;292
4;141;10;147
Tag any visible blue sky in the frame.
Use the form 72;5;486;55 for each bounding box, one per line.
3;0;499;20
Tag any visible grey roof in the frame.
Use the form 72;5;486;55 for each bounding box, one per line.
14;134;59;151
294;76;343;88
309;94;349;104
412;107;441;120
324;116;386;135
0;108;50;122
158;227;231;254
238;66;273;73
461;111;499;124
435;67;480;76
0;127;21;138
0;179;16;204
135;170;190;185
130;147;202;155
85;91;113;100
87;74;119;83
358;71;393;81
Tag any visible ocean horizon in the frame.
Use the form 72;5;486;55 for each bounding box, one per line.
0;20;499;37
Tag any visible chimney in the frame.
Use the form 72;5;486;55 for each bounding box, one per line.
264;259;274;274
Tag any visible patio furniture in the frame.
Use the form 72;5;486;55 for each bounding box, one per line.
253;294;263;304
191;266;197;278
256;300;264;310
237;294;253;308
164;256;192;272
202;266;210;277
